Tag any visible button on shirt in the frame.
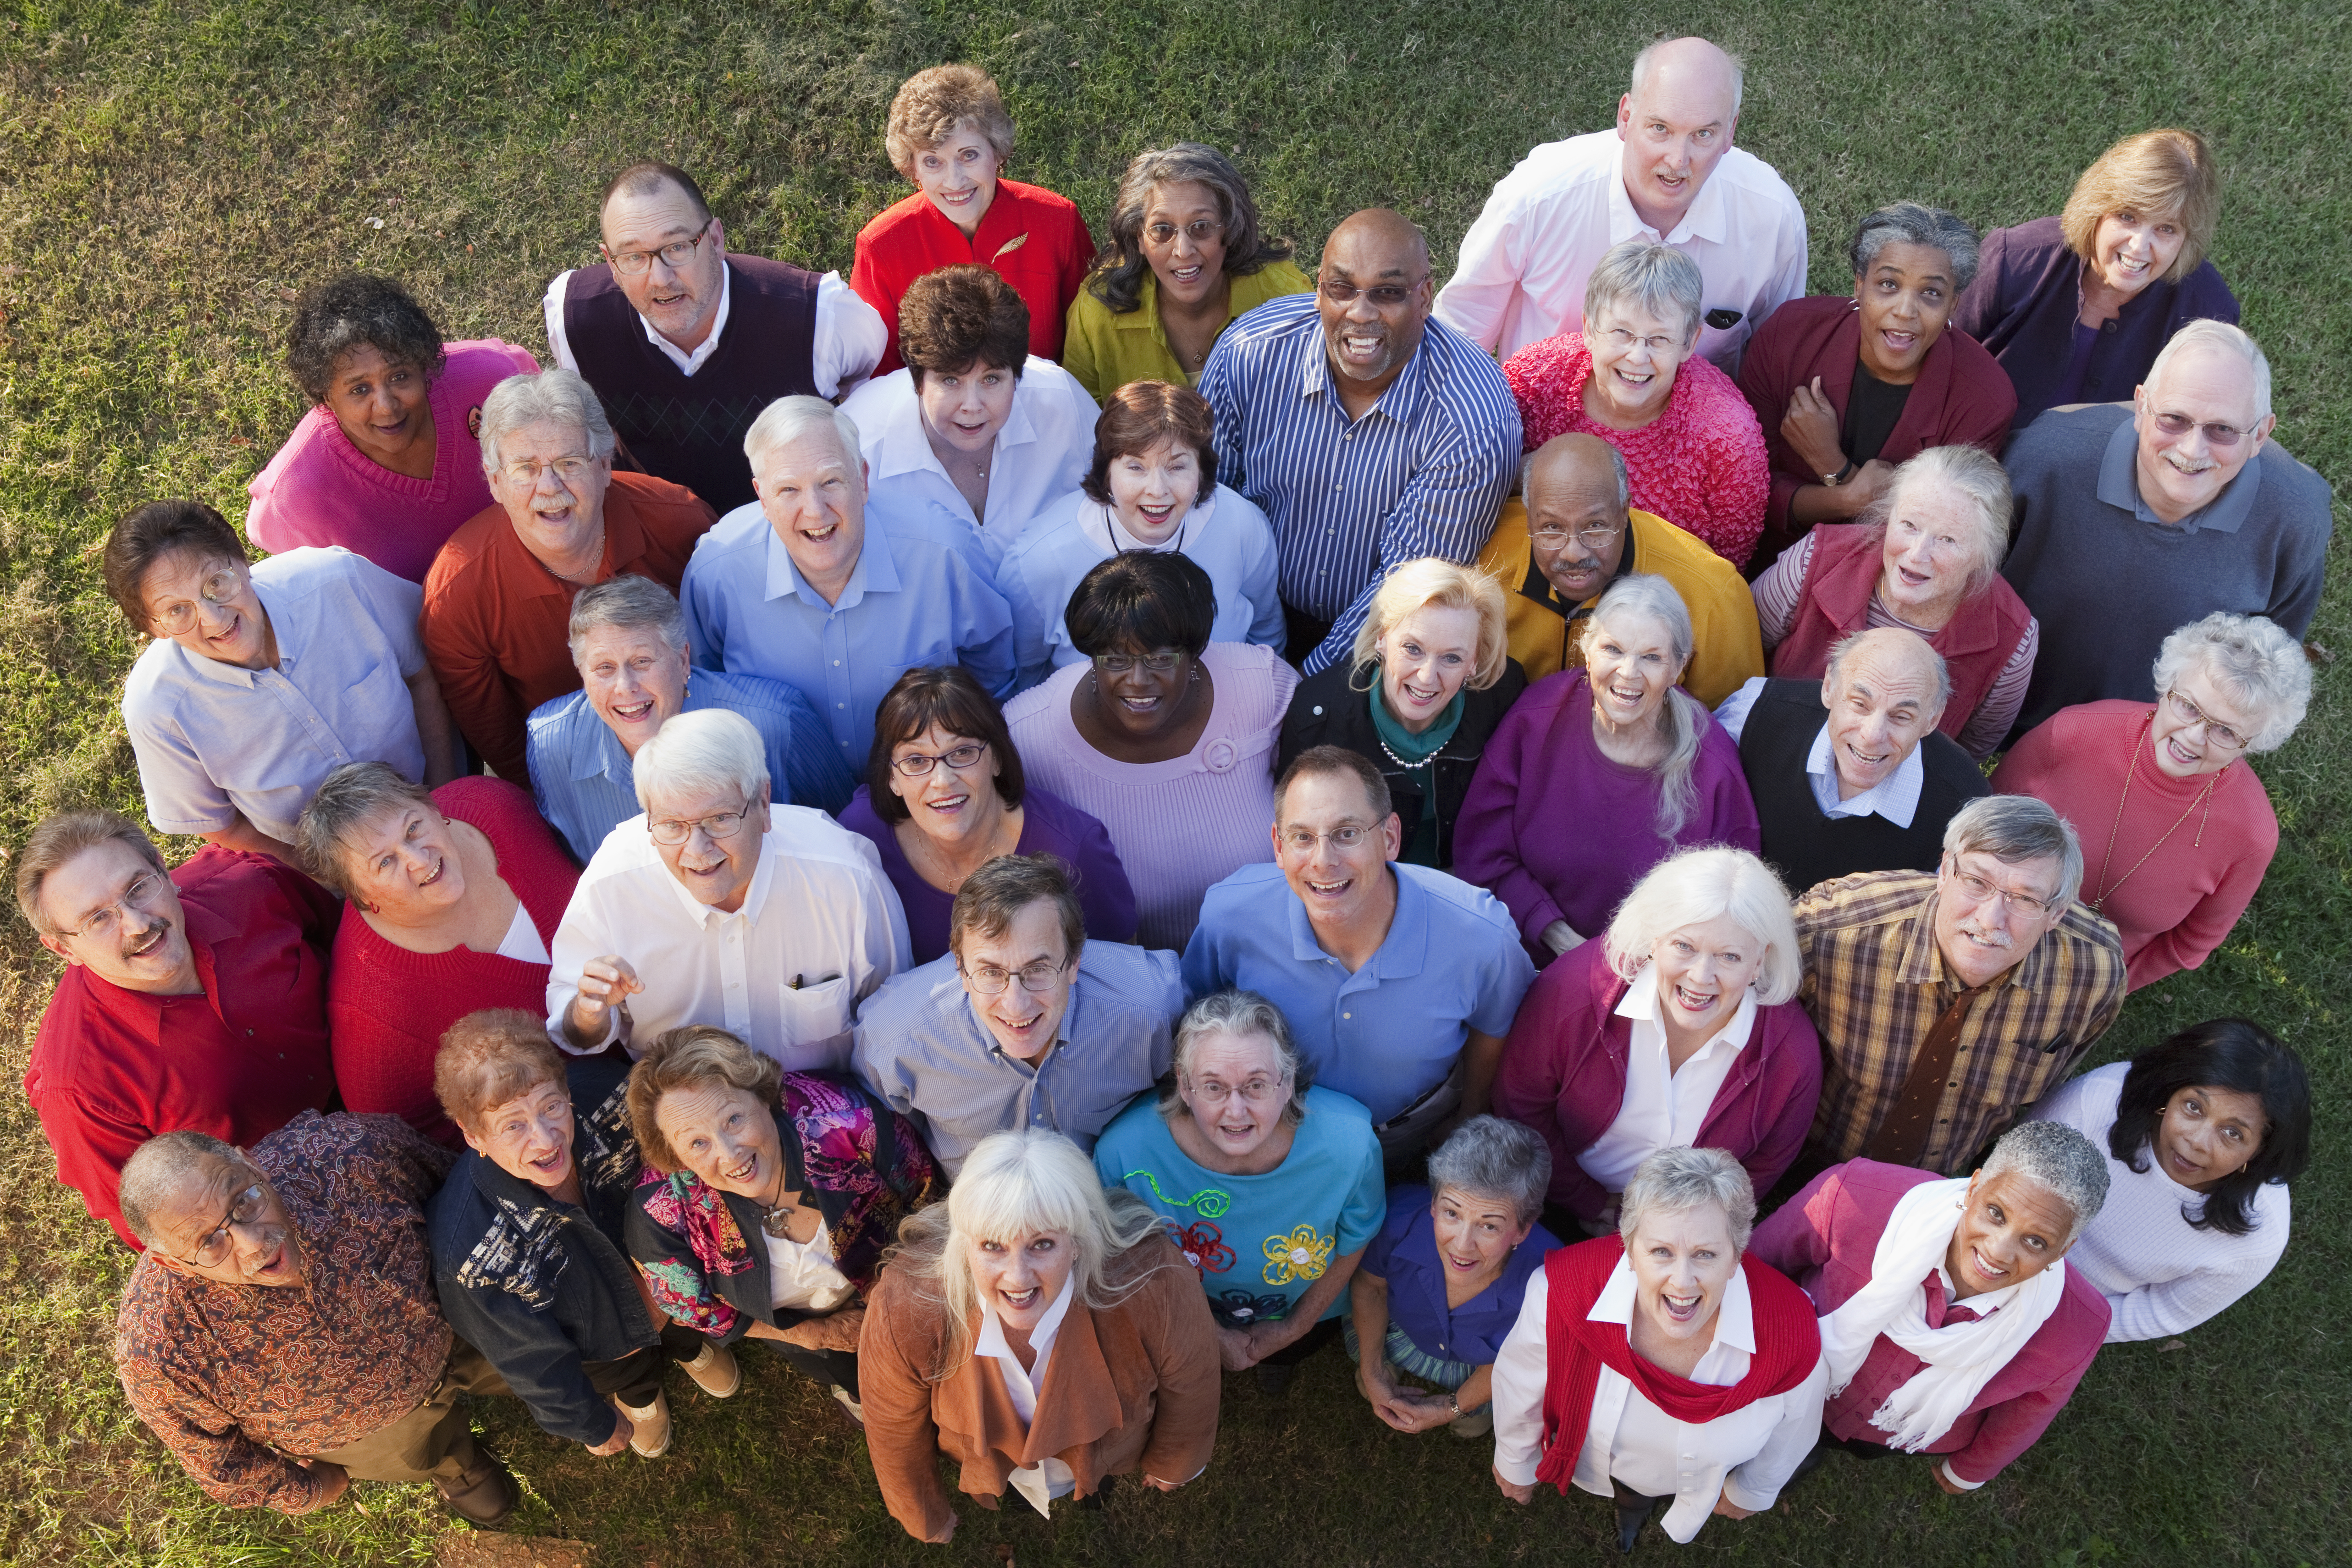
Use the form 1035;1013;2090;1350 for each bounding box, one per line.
1198;293;1520;673
546;806;912;1069
1715;677;1925;828
543;261;886;397
679;500;1016;767
838;358;1097;546
975;1272;1080;1516
1181;861;1535;1124
1575;963;1759;1192
1434;131;1809;371
123;547;429;841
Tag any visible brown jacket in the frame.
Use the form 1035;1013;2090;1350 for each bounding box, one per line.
859;1233;1220;1541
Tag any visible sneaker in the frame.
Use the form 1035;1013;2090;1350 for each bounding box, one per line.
829;1384;865;1426
679;1340;741;1399
433;1453;518;1527
619;1391;672;1458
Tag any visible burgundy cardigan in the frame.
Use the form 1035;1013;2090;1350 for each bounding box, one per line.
1491;938;1823;1221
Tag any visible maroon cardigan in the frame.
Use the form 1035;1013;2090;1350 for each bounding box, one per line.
1491;938;1823;1221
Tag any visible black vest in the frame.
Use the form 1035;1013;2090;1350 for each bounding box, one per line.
563;254;820;514
1737;678;1988;896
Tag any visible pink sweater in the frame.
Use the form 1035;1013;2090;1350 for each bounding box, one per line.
1502;332;1771;570
246;338;539;583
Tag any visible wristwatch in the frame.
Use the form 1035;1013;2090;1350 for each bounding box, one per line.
1820;459;1858;487
1447;1391;1463;1419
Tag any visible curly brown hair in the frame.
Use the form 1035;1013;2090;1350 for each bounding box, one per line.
898;265;1030;385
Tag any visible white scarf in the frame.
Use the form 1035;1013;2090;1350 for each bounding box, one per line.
1816;1176;2067;1452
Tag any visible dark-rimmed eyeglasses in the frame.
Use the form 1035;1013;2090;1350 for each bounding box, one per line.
1318;274;1430;308
2148;409;2257;448
960;954;1073;994
606;219;713;277
1093;650;1182;677
891;741;988;777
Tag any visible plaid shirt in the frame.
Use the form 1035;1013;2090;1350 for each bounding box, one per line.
1795;871;2124;1174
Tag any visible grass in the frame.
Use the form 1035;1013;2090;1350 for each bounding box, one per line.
1;0;2347;1562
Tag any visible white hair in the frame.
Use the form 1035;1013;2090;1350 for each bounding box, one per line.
477;368;616;473
631;707;768;812
1629;36;1745;116
1583;239;1705;345
1579;574;1706;838
2145;319;2272;420
1618;1146;1756;1252
2151;612;2311;753
743;394;862;475
1602;845;1802;1005
1860;444;2014;600
1980;1120;2110;1246
1427;1115;1552;1227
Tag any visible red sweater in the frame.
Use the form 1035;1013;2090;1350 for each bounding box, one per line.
850;179;1094;373
1992;700;2276;991
326;777;580;1144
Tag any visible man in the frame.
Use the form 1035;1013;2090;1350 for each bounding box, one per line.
545;160;887;513
110;1113;518;1523
680;395;1016;769
1183;747;1534;1157
1795;796;2125;1179
853;854;1182;1176
1435;37;1806;371
526;574;856;862
1199;208;1520;673
2001;320;2331;740
422;368;716;781
1715;627;1988;894
20;812;335;1248
1750;1121;2112;1493
547;709;910;1068
1475;431;1762;702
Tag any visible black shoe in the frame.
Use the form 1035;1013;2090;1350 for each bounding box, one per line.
1788;1438;1832;1488
1254;1361;1297;1396
1614;1494;1661;1554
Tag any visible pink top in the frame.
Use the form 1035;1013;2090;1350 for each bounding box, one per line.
246;338;540;583
1502;332;1771;569
1003;642;1299;950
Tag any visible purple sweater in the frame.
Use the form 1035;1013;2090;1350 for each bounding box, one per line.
1453;668;1760;952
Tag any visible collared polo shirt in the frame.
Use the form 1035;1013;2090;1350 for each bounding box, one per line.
1715;677;1927;828
838;356;1097;546
2093;412;2262;533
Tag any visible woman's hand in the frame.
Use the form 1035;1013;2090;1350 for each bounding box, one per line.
1374;1388;1457;1434
1781;376;1848;477
1712;1493;1757;1520
1493;1465;1535;1505
1215;1324;1260;1371
586;1406;634;1457
1540;921;1584;958
780;1304;866;1352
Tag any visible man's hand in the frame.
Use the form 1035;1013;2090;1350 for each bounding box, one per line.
1493;1465;1535;1505
586;1406;635;1457
565;955;642;1043
293;1458;350;1513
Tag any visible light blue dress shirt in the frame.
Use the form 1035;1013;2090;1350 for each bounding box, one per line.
524;667;859;862
1713;677;1925;828
1181;861;1535;1123
679;500;1017;770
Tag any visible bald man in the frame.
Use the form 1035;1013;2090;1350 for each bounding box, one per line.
1201;208;1520;674
1436;36;1806;371
1474;432;1762;703
1716;626;1989;894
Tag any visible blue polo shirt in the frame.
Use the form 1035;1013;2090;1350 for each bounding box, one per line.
1180;861;1535;1123
1360;1183;1559;1367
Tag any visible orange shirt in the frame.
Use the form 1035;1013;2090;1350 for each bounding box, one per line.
851;178;1094;372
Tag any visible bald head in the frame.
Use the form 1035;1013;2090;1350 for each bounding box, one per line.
1522;434;1634;604
1316;209;1436;394
1821;628;1951;799
1524;432;1630;513
1618;38;1744;232
1629;37;1744;117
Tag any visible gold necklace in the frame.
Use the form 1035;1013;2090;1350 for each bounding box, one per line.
2090;716;2222;912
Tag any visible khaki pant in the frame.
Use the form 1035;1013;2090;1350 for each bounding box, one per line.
304;1340;510;1485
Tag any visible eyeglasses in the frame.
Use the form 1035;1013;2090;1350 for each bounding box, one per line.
891;740;988;777
1943;861;2058;919
146;566;245;636
648;809;750;846
1144;218;1223;247
2148;409;2256;447
1186;1073;1290;1105
2162;688;2250;751
605;220;713;276
1092;650;1183;676
1279;825;1373;854
177;1181;268;1270
56;870;171;942
1529;522;1626;552
1318;275;1430;308
960;954;1073;994
1600;326;1685;355
499;455;598;489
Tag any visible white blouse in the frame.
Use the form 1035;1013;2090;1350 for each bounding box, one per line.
974;1273;1079;1516
1575;967;1757;1193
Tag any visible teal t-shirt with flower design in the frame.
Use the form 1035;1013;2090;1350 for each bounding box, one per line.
1093;1086;1387;1327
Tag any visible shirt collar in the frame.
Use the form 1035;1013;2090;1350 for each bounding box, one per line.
974;1267;1077;1366
1589;1252;1757;1353
639;258;733;376
1930;1261;2020;1319
1606;150;1732;247
2094;411;2263;535
571;693;634;783
762;513;898;610
1612;959;1760;1056
872;369;1043;482
1804;721;1926;826
1282;866;1424;978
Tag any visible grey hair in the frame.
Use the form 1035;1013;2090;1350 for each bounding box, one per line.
1943;794;2085;908
1856;444;2015;600
1629;36;1745;116
1427;1116;1552;1227
1579;574;1706;839
1618;1146;1757;1253
293;761;437;900
568;574;689;665
744;393;863;476
1603;845;1802;1005
118;1129;243;1248
1980;1119;2110;1246
477;368;617;473
2146;318;2273;420
1826;626;1954;719
1159;989;1310;1129
631;707;769;813
1583;238;1705;346
1849;202;1983;293
2150;612;2311;752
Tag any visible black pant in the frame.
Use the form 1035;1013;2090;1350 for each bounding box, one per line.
581;1321;710;1409
1258;1315;1344;1368
1282;602;1335;668
764;1340;862;1401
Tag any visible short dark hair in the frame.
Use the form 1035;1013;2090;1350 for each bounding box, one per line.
284;274;447;406
1081;382;1219;504
1063;551;1217;660
899;265;1030;385
2110;1018;2310;1236
101;500;246;632
864;666;1025;826
1275;745;1392;822
601;160;712;224
948;853;1086;964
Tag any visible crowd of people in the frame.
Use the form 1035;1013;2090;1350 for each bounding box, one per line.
20;37;2324;1550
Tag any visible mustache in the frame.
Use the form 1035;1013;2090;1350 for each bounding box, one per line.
119;915;174;962
237;1223;292;1276
1953;922;2014;949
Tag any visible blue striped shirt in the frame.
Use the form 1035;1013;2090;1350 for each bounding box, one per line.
1198;293;1521;672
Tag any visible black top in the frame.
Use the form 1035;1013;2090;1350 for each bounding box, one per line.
1841;363;1915;468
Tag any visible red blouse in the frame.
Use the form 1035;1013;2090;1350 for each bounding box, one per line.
851;179;1094;372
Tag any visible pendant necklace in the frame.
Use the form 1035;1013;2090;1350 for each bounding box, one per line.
2089;717;2221;912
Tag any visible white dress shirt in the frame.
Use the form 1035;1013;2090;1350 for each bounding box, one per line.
1575;965;1759;1193
767;1221;854;1314
543;263;886;398
1492;1258;1829;1542
974;1272;1080;1517
1434;130;1808;370
546;805;912;1069
1714;677;1927;827
839;358;1097;546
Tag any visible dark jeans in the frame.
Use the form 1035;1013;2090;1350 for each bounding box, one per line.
1259;1315;1345;1369
1282;602;1335;668
763;1339;862;1401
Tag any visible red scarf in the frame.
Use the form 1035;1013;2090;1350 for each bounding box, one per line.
1535;1237;1822;1494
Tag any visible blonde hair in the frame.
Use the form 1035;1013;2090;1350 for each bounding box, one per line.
885;65;1016;179
2059;128;2223;284
1348;558;1511;692
1602;846;1802;1006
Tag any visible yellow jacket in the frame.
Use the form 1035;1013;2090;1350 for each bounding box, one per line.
1061;259;1314;404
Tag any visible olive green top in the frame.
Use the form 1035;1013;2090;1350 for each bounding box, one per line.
1061;258;1315;404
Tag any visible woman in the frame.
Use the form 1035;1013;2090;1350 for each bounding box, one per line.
247;274;539;583
1490;1147;1826;1550
850;64;1093;372
1061;143;1312;403
1750;445;2039;758
838;264;1097;542
1005;551;1298;950
861;1128;1220;1540
109;499;461;867
1503;241;1770;569
1495;846;1822;1231
1350;1117;1560;1440
1993;612;2309;990
1955;129;2236;431
1093;990;1386;1392
1278;558;1529;869
1737;203;2015;571
2027;1019;2309;1342
624;1024;939;1419
838;665;1138;964
296;764;579;1145
1000;380;1284;690
1455;575;1759;963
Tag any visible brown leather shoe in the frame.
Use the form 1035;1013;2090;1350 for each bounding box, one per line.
678;1339;741;1399
433;1453;518;1527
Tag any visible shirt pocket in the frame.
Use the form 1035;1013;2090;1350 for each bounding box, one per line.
778;974;855;1045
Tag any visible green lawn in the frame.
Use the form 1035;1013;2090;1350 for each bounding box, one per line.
2;0;2346;1563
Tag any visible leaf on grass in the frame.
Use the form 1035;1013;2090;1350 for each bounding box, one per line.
2160;1338;2187;1352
